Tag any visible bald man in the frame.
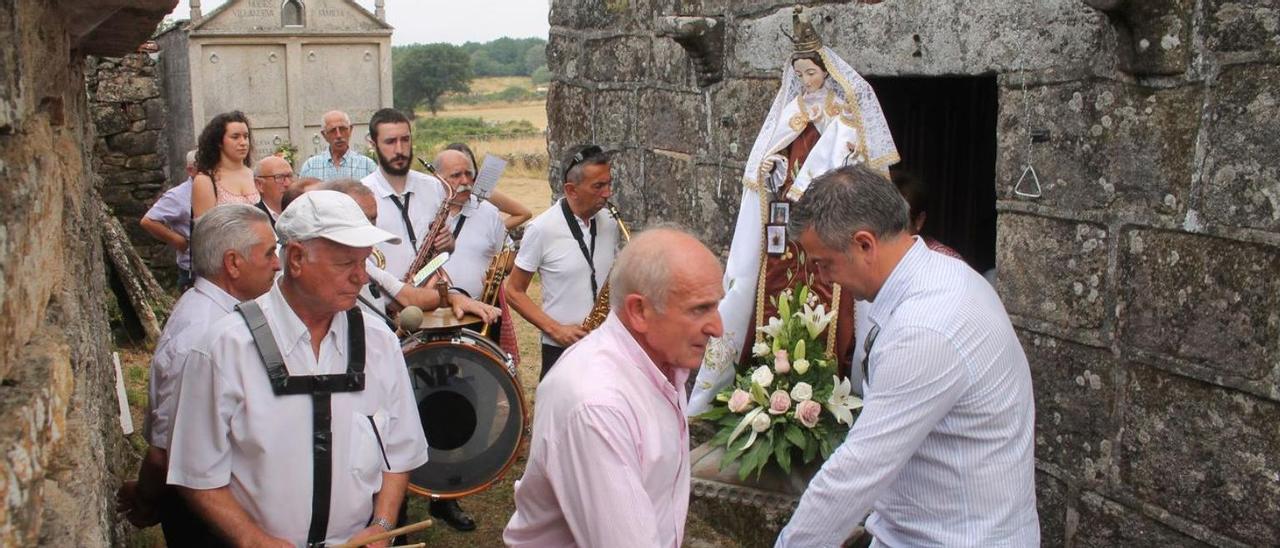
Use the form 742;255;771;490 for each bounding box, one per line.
299;110;378;181
253;156;294;225
505;228;725;547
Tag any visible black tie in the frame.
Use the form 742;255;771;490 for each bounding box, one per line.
388;192;417;252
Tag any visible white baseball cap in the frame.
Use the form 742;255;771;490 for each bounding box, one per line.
276;190;401;248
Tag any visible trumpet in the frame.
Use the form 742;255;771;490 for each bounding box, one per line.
580;202;631;332
477;225;525;338
402;159;469;287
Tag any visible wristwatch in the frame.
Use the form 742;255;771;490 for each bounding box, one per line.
371;516;395;531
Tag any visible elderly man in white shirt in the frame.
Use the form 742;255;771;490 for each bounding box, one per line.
504;227;725;547
506;144;620;378
776;164;1039;547
166;191;431;547
117;204;279;544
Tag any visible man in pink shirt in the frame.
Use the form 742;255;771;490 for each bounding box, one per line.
504;228;725;547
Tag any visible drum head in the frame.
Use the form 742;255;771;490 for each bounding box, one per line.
403;330;525;498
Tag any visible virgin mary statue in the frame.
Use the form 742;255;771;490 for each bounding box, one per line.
690;7;899;414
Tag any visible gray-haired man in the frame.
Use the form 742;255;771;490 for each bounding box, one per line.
117;203;280;545
776;164;1038;547
167;191;430;547
299;110;378;181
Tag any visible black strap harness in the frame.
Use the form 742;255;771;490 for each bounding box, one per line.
237;302;367;548
559;199;598;298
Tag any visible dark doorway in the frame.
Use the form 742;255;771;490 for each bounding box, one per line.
866;76;998;274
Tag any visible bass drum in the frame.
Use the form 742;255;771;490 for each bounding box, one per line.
402;328;527;499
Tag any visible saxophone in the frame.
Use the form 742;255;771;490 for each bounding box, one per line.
477;225;525;338
580;202;632;332
402;159;467;286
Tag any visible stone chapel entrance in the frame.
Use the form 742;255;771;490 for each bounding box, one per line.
867;76;999;274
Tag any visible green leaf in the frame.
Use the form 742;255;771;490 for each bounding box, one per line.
721;445;745;471
738;439;771;481
698;406;729;421
784;423;807;451
802;434;819;462
774;439;793;474
819;436;833;460
750;382;769;406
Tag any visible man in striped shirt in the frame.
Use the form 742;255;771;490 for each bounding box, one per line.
777;164;1039;547
298;110;378;181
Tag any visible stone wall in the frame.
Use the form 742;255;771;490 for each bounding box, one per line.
0;0;173;545
549;0;1280;545
88;52;177;282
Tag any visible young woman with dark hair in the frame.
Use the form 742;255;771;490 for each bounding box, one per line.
191;111;259;218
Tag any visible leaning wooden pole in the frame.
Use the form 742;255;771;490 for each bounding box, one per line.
97;197;168;344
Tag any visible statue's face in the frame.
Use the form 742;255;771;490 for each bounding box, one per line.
793;58;827;93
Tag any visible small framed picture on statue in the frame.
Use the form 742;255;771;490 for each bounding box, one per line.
769;201;790;225
766;224;787;255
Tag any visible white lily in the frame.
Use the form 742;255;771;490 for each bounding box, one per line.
757;316;785;340
825;375;864;425
799;302;836;340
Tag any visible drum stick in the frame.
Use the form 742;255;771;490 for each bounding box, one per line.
330;519;433;548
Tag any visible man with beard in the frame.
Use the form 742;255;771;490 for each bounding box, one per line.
299;110;378;181
360;108;454;283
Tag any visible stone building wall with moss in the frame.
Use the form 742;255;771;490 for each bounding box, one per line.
0;0;174;544
547;1;1280;545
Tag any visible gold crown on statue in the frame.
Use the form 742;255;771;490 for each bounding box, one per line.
786;6;823;53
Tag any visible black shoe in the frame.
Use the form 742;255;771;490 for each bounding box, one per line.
429;499;476;532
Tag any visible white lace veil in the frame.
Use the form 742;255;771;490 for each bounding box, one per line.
742;46;899;189
689;47;899;416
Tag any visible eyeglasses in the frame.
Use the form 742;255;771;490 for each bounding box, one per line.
256;173;294;184
323;125;353;136
564;145;604;182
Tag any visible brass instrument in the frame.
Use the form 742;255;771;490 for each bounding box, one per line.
580;202;632;332
477;225;525;338
402;159;468;286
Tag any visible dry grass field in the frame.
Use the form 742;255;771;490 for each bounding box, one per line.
436;101;549;131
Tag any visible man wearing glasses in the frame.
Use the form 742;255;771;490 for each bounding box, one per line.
299;110;378;181
253;156;294;226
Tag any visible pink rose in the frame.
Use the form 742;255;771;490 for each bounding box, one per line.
727;389;752;413
773;349;791;374
768;390;792;415
796;400;822;428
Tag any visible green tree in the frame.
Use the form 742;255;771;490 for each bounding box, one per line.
393;43;472;116
525;43;547;74
531;65;552;85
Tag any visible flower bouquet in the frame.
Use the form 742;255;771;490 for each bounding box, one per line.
699;284;863;480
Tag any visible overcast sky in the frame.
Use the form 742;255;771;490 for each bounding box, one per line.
167;1;551;45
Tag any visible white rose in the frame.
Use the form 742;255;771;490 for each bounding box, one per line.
751;365;774;388
750;411;772;433
790;382;813;402
793;358;810;375
752;342;771;357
